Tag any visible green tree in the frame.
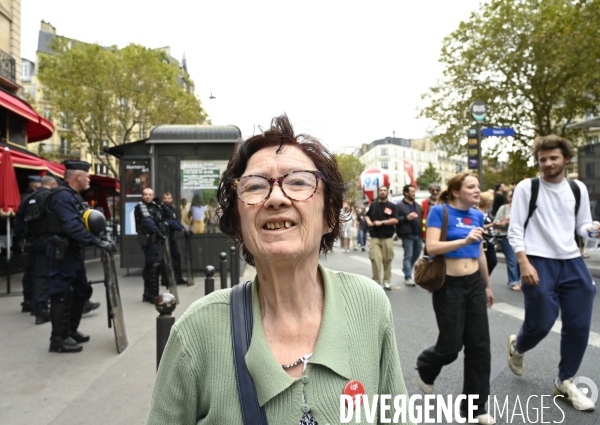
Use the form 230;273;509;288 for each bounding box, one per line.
335;153;365;204
419;0;600;158
482;152;538;191
416;162;442;189
38;38;208;176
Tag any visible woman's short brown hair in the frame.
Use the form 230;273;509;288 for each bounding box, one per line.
217;114;346;266
532;135;575;163
439;172;479;203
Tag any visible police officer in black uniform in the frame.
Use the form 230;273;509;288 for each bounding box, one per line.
14;175;42;313
160;192;191;284
13;176;58;324
134;187;166;303
46;161;116;353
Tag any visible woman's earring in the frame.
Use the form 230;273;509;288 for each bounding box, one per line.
328;227;334;233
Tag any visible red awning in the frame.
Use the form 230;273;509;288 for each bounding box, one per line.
0;145;65;176
0;90;54;142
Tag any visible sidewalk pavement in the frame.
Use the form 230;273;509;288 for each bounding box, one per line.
0;257;256;425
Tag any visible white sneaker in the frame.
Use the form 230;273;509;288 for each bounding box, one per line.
383;282;391;290
417;376;433;394
476;413;496;424
554;378;595;411
405;278;416;286
507;334;524;376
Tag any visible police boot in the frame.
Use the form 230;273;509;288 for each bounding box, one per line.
21;293;33;313
175;270;187;285
36;306;50;325
82;299;101;315
49;290;82;353
69;298;90;343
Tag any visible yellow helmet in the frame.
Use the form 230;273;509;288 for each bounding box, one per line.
83;209;107;236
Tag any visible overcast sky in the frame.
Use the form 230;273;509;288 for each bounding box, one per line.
22;0;483;152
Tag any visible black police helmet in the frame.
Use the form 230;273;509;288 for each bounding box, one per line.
83;209;107;236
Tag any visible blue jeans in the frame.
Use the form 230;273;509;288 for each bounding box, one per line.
498;238;520;286
357;229;366;247
401;235;422;279
516;256;596;381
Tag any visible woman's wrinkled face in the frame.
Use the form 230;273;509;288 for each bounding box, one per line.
236;145;328;264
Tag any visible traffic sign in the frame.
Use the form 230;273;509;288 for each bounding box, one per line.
482;127;515;137
470;101;488;122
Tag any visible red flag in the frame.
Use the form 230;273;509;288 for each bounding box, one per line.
403;160;417;188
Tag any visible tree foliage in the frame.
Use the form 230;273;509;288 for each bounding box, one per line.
416;162;442;189
482;151;538;190
335;153;365;204
419;0;600;158
38;38;208;176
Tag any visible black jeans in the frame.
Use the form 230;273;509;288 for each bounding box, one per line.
417;271;491;416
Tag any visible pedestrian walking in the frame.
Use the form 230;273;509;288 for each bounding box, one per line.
491;182;507;217
396;184;423;286
416;172;495;424
420;182;441;241
146;114;412;425
340;204;352;252
494;190;521;290
365;186;399;289
477;192;497;277
507;135;599;412
160;192;192;284
356;204;368;251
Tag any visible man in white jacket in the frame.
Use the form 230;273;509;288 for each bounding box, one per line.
507;135;599;412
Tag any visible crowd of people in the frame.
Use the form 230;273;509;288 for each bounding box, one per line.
9;116;597;423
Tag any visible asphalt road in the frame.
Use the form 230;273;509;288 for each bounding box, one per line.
321;243;600;425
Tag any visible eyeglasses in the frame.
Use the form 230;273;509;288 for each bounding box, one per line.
233;170;322;205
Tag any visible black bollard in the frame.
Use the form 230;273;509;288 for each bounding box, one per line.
230;245;239;286
220;252;228;289
155;293;176;371
204;265;215;295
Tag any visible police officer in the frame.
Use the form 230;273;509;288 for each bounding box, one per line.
134;188;166;303
46;161;116;353
14;175;44;314
16;176;59;324
160;192;191;284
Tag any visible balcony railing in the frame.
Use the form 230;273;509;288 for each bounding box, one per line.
0;48;16;83
37;143;81;159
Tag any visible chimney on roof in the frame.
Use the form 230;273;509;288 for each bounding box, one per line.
182;53;188;74
40;20;56;34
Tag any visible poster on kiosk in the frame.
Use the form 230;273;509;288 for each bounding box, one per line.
359;168;391;204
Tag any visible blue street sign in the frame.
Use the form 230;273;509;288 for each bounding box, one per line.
482;127;515;137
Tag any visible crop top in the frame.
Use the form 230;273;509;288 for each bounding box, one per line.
426;204;483;259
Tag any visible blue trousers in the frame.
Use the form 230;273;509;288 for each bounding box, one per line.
357;229;367;248
401;235;422;279
516;256;596;381
498;238;520;286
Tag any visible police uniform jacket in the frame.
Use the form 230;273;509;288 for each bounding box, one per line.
161;203;185;235
134;201;162;235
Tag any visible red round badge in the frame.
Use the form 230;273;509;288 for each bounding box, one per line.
343;380;365;407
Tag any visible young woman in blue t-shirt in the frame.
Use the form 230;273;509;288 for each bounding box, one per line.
416;172;495;424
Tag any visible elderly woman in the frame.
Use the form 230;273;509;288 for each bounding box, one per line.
416;172;495;425
146;115;412;425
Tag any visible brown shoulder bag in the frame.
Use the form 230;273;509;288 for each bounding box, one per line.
414;204;448;292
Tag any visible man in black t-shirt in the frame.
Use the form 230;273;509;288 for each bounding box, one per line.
365;186;399;290
492;182;507;217
396;185;423;286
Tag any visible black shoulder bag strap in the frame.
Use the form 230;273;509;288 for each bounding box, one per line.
423;204;448;256
524;177;540;232
230;281;269;425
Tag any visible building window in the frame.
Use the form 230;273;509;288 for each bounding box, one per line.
97;140;108;156
586;163;595;178
22;62;30;80
588;136;599;145
381;148;388;156
30;83;36;98
59;137;69;154
43;109;51;120
381;161;388;169
95;163;108;176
